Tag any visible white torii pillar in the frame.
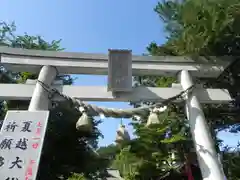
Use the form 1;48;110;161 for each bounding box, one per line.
28;66;57;111
179;70;225;180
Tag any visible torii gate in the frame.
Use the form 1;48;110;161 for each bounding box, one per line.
0;47;230;180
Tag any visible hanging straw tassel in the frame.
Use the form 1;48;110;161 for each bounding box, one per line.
146;108;160;127
76;107;93;132
115;125;130;144
146;106;167;127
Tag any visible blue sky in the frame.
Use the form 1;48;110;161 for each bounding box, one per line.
1;0;239;147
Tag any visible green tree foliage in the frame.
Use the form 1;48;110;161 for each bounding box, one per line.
112;146;140;179
111;108;195;179
151;0;240;132
154;0;240;56
97;144;120;162
221;145;240;180
67;173;87;180
0;21;106;179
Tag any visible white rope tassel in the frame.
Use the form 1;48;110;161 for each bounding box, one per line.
115;125;130;144
171;152;175;160
146;106;168;127
76;106;93;132
146;108;160;127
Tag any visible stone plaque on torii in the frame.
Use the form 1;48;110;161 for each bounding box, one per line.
0;47;230;180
